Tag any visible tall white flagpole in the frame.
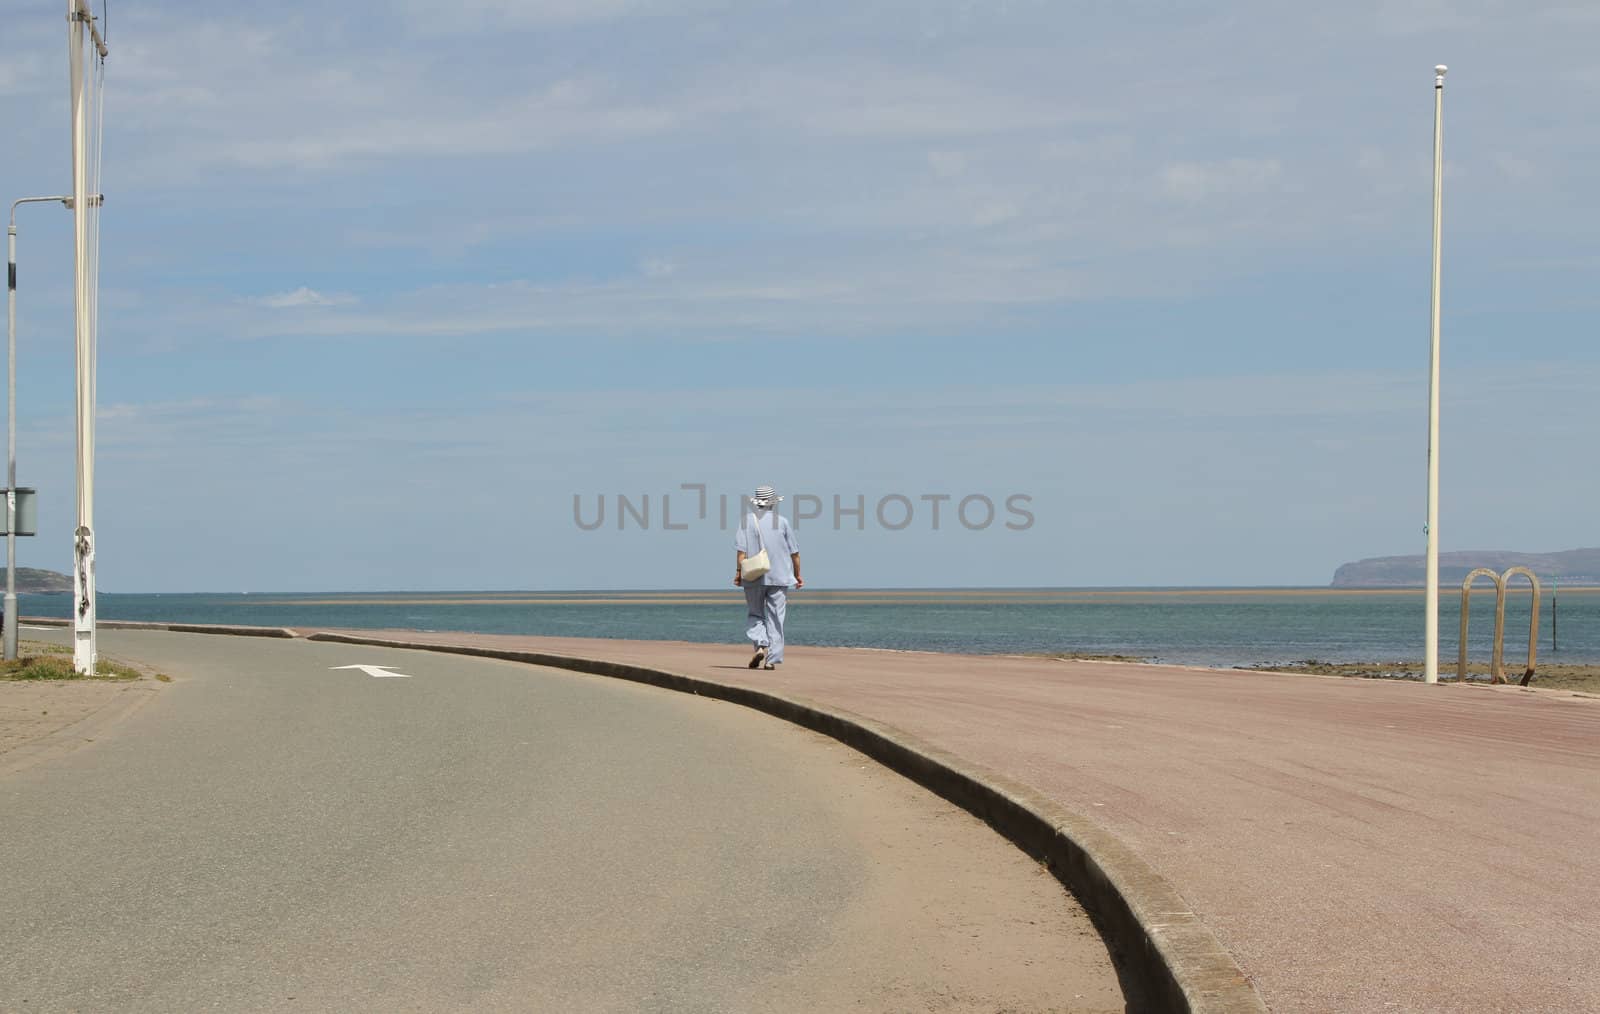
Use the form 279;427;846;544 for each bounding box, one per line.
1424;64;1447;684
69;0;97;674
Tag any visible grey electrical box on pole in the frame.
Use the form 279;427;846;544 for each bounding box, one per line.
2;486;36;661
2;488;37;535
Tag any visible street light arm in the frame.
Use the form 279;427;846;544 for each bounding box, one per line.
8;195;73;231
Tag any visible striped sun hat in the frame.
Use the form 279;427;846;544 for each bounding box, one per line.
751;484;782;507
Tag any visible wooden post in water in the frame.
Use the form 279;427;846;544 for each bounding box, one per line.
1552;577;1558;654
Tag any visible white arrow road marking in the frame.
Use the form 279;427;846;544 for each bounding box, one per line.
331;664;414;679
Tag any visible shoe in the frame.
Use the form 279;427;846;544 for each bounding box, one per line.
749;647;766;669
763;661;778;670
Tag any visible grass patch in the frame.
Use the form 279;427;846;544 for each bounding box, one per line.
1;651;145;681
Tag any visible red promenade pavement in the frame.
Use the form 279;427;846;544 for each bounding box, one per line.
321;629;1599;1013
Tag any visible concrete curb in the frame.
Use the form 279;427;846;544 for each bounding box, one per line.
305;630;1265;1014
21;616;297;639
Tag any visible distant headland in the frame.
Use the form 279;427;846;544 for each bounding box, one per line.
11;568;73;594
1331;548;1600;588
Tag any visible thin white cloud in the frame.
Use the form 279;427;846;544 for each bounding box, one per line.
206;247;1104;343
1159;158;1284;203
250;287;358;309
397;0;701;34
737;65;1105;139
97;395;286;425
203;77;705;171
120;58;1103;175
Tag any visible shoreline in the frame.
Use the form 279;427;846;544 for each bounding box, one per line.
1034;651;1600;694
1238;658;1600;693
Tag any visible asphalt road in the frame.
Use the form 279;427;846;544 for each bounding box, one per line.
0;630;1120;1012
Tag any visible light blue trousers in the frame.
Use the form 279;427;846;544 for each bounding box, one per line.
744;584;789;663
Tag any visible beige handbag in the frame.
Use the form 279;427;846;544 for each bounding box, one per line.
740;511;772;581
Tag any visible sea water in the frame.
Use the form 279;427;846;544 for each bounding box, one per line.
18;587;1595;668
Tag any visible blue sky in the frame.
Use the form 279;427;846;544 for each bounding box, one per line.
1;0;1596;591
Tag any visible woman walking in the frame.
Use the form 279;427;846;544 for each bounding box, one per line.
734;484;803;670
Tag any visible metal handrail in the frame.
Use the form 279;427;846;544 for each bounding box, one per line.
1458;568;1505;682
1498;567;1542;686
1457;567;1543;685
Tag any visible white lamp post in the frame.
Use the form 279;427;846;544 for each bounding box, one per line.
1424;64;1447;684
6;195;71;661
68;0;107;675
